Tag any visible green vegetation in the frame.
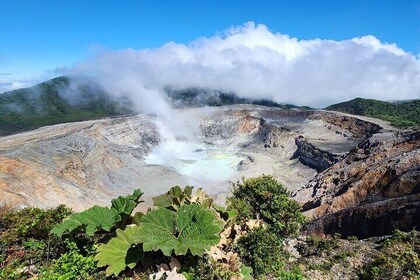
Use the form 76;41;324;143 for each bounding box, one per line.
227;175;305;237
0;78;313;136
1;177;419;279
166;88;307;109
38;241;98;280
0;205;74;279
359;230;420;280
236;227;286;278
227;175;305;279
326;97;420;128
0;76;133;136
51;190;143;238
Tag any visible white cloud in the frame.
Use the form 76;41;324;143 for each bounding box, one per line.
64;21;420;109
0;79;37;93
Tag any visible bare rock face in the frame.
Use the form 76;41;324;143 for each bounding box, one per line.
0;115;160;211
308;112;381;139
0;105;380;211
293;128;420;238
292;136;346;172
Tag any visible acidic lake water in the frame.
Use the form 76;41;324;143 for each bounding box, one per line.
144;139;243;182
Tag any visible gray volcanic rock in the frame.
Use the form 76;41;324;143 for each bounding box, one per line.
0;105;378;211
292;135;346;172
294;128;420;238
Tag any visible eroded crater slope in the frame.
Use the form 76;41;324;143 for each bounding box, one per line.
294;128;420;238
0;105;380;211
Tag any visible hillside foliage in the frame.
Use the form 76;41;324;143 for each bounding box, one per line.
0;77;133;136
0;176;418;279
0;77;314;137
326;97;420;128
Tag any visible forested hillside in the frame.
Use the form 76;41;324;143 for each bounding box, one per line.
0;77;133;136
326;97;420;128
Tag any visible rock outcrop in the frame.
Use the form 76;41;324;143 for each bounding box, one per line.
294;128;420;238
292;136;345;172
308;112;382;139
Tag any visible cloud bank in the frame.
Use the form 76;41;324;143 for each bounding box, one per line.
0;79;36;93
65;22;419;110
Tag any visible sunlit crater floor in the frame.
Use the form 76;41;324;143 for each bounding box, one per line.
0;105;383;210
144;140;243;183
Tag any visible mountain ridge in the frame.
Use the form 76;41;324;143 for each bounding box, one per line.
0;77;133;136
0;77;305;136
326;97;420;128
1;77;419;138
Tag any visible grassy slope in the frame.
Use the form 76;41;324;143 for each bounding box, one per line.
326;97;420;128
0;77;133;136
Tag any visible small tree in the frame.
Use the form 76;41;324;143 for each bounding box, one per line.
227;175;305;236
228;175;305;279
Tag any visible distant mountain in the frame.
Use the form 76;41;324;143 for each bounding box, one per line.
2;77;417;136
166;88;306;110
326;97;420;128
0;77;311;136
0;77;134;136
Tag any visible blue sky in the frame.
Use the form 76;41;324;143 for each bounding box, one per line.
0;0;419;86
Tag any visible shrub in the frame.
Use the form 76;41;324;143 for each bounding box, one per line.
359;230;420;279
1;205;72;242
227;175;305;236
1;180;308;279
0;205;72;276
305;235;338;254
38;241;99;280
95;203;224;276
186;254;244;280
278;269;304;280
51;190;143;238
236;227;287;279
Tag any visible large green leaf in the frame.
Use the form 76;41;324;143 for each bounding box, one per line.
152;186;213;211
137;207;177;256
138;204;224;256
111;189;144;216
240;264;253;280
95;225;143;276
152;186;189;210
51;189;143;237
213;204;238;222
50;205;120;237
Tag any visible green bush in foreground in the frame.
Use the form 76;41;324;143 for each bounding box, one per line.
227;176;305;279
1;205;72;242
2;177;418;279
227;175;305;236
94;204;224;276
49;187;227;277
0;176;312;279
0;205;73;279
236;227;285;279
39;241;100;280
51;190;144;238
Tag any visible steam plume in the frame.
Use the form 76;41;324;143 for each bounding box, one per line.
63;21;419;114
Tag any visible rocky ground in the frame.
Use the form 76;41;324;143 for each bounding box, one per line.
0;105;379;211
1;104;419;279
294;127;420;238
284;229;420;280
